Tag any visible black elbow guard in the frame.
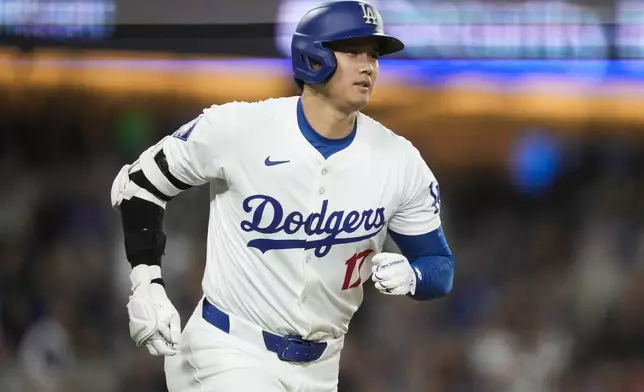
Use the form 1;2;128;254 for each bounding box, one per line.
120;197;167;267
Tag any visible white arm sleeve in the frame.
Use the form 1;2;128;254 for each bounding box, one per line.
388;147;442;236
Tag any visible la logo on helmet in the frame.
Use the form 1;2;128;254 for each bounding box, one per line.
359;3;378;25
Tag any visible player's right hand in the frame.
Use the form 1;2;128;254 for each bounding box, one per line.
127;265;181;356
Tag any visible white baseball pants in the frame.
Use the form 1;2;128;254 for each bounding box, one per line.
164;298;345;392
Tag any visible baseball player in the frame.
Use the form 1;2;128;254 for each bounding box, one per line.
110;1;454;391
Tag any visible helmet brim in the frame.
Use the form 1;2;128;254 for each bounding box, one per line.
323;34;405;57
373;34;405;56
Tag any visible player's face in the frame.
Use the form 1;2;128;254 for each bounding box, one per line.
326;38;380;111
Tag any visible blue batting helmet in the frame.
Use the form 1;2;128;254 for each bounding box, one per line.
291;1;404;85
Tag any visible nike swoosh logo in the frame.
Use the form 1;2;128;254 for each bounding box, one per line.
264;157;290;166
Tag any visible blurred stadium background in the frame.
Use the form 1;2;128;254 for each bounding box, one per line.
3;0;644;391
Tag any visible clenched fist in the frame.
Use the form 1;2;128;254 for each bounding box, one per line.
127;265;181;356
371;253;417;296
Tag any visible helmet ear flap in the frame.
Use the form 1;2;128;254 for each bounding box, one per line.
291;35;337;85
303;50;336;83
321;49;338;84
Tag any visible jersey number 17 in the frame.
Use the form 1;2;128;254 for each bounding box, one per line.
341;249;374;290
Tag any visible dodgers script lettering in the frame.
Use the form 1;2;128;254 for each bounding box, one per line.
240;194;386;257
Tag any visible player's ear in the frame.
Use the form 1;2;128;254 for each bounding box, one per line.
309;59;322;71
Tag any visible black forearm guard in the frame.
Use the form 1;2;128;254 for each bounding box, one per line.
120;197;167;267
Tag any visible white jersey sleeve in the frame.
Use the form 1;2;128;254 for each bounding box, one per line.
163;108;230;186
388;146;442;235
112;104;235;209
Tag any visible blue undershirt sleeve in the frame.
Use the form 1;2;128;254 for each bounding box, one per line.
387;226;454;301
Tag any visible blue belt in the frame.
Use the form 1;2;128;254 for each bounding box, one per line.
201;298;327;363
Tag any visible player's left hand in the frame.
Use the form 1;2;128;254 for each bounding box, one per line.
371;253;417;296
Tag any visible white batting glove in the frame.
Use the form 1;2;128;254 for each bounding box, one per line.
371;253;417;296
127;265;181;356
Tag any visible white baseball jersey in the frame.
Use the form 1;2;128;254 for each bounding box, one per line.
141;96;441;341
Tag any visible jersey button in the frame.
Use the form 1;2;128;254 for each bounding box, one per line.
321;169;327;176
306;256;312;262
319;188;325;195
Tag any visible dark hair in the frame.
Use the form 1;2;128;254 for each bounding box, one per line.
294;78;305;94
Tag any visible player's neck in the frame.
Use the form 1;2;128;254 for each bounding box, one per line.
300;92;357;139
